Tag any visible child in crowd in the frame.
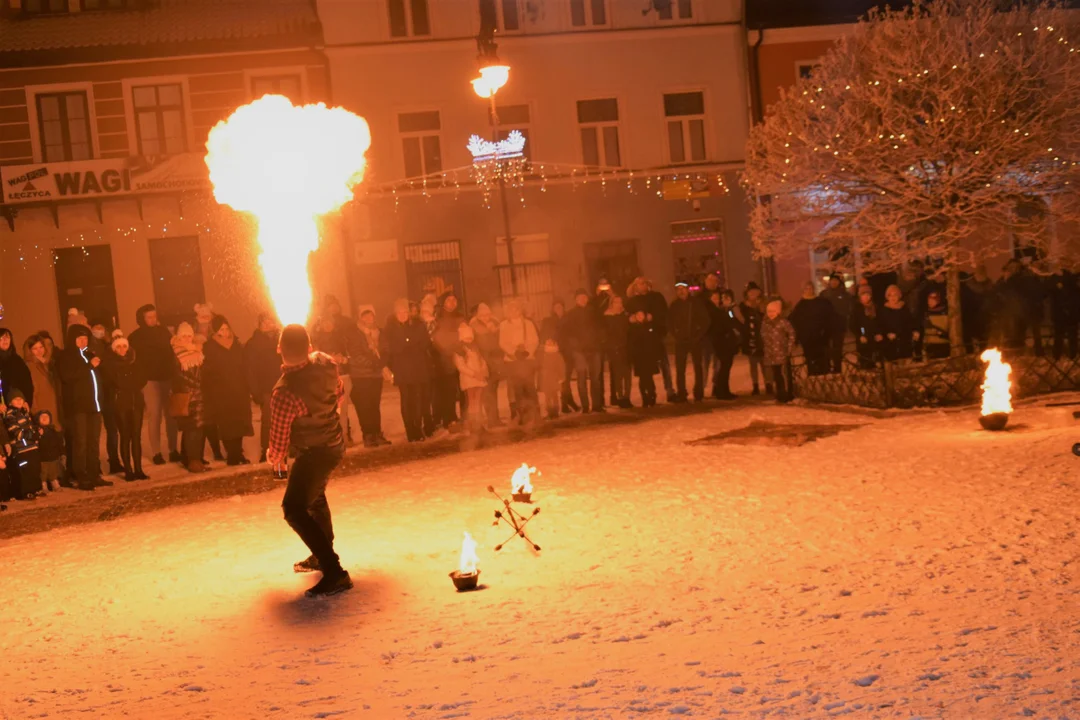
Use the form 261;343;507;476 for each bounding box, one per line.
739;283;769;396
454;324;490;436
539;337;567;419
36;410;63;492
5;390;41;499
507;346;540;427
761;299;797;404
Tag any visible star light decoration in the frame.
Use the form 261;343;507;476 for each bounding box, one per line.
467;130;527;207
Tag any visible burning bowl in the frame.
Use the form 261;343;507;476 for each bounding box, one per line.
511;491;532;503
449;570;480;592
979;412;1010;431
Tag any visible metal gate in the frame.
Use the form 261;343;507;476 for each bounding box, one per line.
404;240;465;305
497;262;553;320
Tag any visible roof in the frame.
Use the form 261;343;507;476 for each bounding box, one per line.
0;0;321;65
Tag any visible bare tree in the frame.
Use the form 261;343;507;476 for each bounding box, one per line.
743;0;1080;354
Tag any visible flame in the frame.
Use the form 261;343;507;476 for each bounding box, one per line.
511;463;536;494
204;95;371;326
458;532;479;576
980;348;1013;415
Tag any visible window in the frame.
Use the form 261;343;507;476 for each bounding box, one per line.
81;0;137;9
656;0;692;20
489;103;531;161
36;92;92;163
132;84;187;156
148;236;206;328
388;0;431;37
577;98;621;168
398;110;442;177
570;0;607;27
22;0;67;13
479;0;521;32
797;62;819;80
664;91;706;164
251;75;302;102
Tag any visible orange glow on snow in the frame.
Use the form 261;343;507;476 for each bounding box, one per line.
980;348;1013;415
458;532;479;576
511;463;536;495
204;95;371;326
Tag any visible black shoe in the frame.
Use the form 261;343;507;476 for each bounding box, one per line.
259;451;268;464
93;477;114;488
152;454;166;466
108;460;124;475
124;470;136;482
751;387;761;396
293;555;321;573
375;434;392;446
77;481;96;491
362;434;376;448
305;571;353;598
134;470;150;480
168;451;182;464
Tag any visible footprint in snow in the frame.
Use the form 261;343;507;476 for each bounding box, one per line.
853;675;879;687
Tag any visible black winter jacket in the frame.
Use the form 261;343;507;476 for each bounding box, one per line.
103;350;148;413
246;328;281;398
0;329;33;408
381;317;432;386
561;305;603;354
128;305;176;383
668;297;710;346
57;324;102;415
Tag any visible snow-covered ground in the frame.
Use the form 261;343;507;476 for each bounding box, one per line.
1;401;1078;719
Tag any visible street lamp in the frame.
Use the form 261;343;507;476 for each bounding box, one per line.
470;53;519;293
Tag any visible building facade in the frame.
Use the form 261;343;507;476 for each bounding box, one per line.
321;0;756;320
0;0;340;341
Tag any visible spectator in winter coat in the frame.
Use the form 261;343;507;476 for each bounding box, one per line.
819;274;853;374
470;303;504;427
961;265;994;353
454;323;489;435
349;308;390;448
561;289;605;413
921;290;951;360
382;299;433;442
790;282;834;377
628;308;663;407
171;322;208;474
626;276;674;401
432;293;465;430
35;410;62;492
57;323;107;490
739;284;768;395
539;301;577;413
192;302;216;345
246;314;281;463
1049;269;1080;359
128;304;179;465
539;338;567;419
850;287;883;369
697;273;722;383
312;312;356;446
5;390;40;499
104;336;149;481
23;335;61;430
761;300;796;404
668;283;710;402
92;324;121;475
707;290;742;400
879;285;919;361
499;298;540;420
897;262;929;319
202;317;253;466
0;329;33;407
602;296;632;408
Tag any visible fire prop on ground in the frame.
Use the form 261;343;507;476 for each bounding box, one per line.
979;348;1013;431
204;95;371;325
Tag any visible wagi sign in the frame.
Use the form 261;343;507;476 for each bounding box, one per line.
1;154;209;205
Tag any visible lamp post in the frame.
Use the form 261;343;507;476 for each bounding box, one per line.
472;50;517;293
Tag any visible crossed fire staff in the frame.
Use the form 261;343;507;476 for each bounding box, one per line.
487;484;541;552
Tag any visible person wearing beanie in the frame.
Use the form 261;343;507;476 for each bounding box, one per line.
171;322;208;473
128;303;180;466
4;388;41;499
269;324;352;598
560;288;604;413
104;334;149;481
453;322;489;436
382;298;433;443
57;323;109;490
202;316;253;466
0;328;33;408
819;273;854;374
34;410;63;492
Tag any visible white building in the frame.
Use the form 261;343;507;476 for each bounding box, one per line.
321;0;757;319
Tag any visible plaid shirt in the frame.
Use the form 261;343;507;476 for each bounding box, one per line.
267;357;344;467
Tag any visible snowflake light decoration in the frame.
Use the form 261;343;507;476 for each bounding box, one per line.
468;130;528;206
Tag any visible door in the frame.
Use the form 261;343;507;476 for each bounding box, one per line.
53;245;119;331
404;240;466;306
583;239;639;297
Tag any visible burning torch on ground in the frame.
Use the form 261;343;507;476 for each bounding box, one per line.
979;348;1013;431
204;95;371;326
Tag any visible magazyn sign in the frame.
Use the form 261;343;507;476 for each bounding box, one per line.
0;154;209;205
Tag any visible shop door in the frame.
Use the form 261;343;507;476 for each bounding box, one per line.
53;245;119;331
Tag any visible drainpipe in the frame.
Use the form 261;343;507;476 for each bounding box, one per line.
745;22;776;295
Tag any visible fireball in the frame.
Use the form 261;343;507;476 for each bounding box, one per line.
511;463;536;495
458;532;479;576
204;95;371;326
979;348;1013;416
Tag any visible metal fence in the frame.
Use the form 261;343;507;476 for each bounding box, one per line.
792;344;1080;409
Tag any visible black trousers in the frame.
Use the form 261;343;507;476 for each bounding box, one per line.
768;363;793;403
607;349;631;404
11;449;41;497
675;342;704;400
712;352;735;397
69;412;102;484
282;444;345;576
351;376;384;438
828;326;846;373
204;424;223;459
181;425;205;465
433;372;460;427
638;371;657;407
804;342;830;377
116;401;145;474
222;436;246;465
101;400;119;467
572;351;604;411
400;383;425;441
